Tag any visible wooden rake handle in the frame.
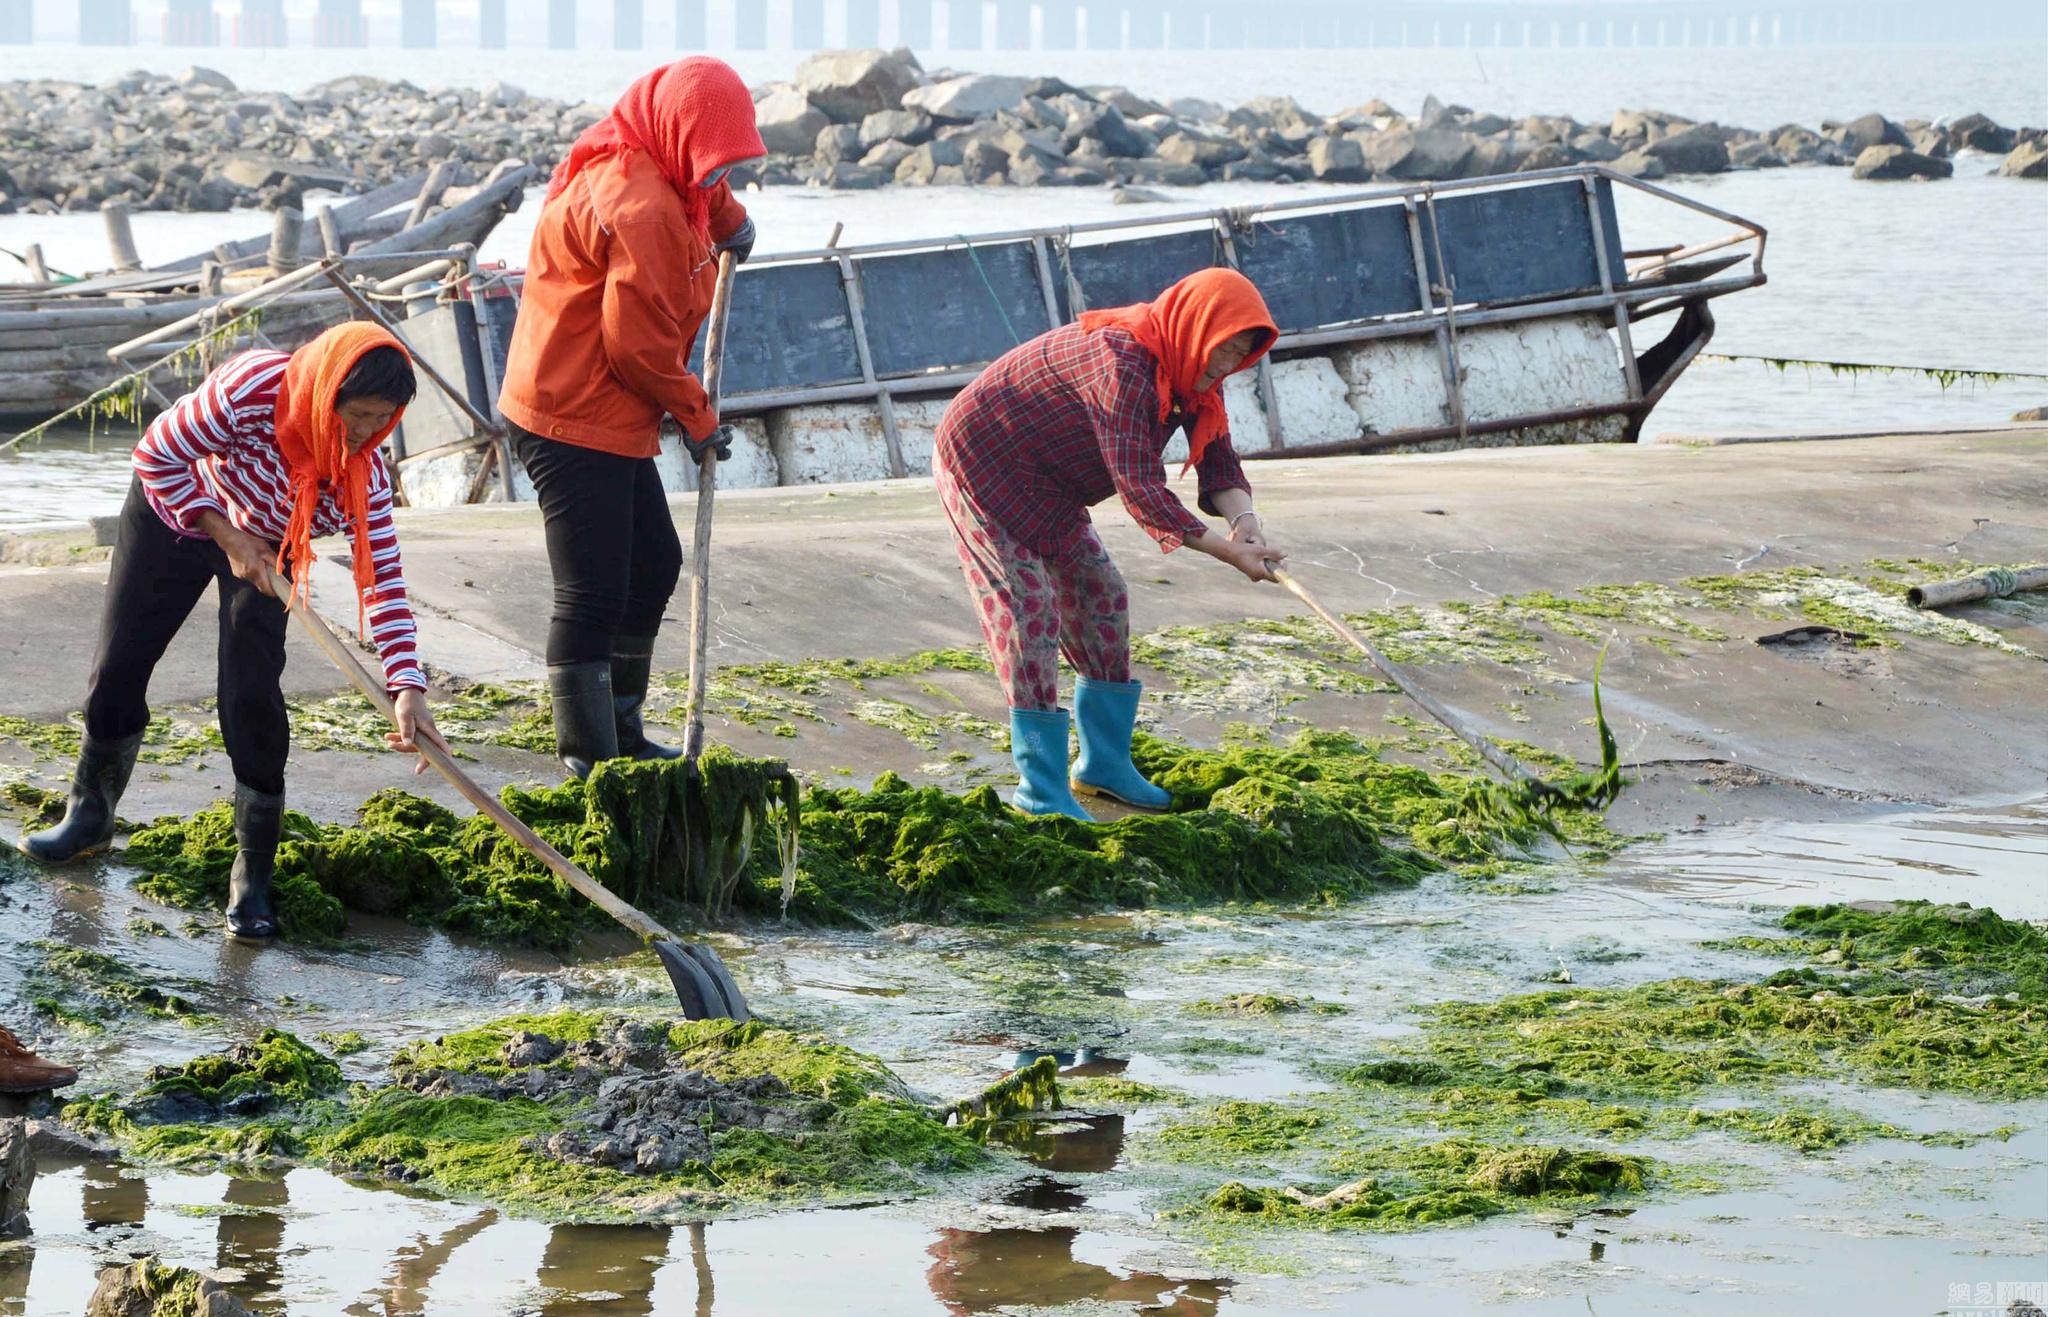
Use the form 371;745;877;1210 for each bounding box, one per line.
682;249;739;764
268;568;679;947
1270;566;1540;788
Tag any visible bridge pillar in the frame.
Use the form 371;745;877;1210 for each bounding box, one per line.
945;0;979;47
401;0;433;47
994;0;1029;48
734;0;764;47
313;0;363;45
672;0;702;46
845;0;878;45
163;0;214;44
547;0;573;49
791;0;822;47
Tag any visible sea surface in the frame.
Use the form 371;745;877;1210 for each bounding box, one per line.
2;41;2045;530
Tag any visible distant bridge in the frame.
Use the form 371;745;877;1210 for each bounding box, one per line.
4;0;2038;51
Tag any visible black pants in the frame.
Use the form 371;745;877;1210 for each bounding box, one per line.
511;423;684;665
84;479;291;795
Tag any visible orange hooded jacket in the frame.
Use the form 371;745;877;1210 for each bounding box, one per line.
497;57;764;457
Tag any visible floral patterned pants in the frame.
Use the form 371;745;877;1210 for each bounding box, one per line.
937;466;1131;712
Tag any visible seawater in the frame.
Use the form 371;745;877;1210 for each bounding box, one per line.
3;42;2044;530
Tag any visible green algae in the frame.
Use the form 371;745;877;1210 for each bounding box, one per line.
121;754;800;948
88;1258;229;1317
317;1031;369;1057
67;1013;1025;1222
937;1054;1062;1134
1154;1101;1327;1166
1189;993;1348;1017
849;699;1006;751
24;941;209;1029
1060;1076;1183;1107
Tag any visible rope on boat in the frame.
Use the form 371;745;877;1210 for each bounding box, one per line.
956;233;1023;347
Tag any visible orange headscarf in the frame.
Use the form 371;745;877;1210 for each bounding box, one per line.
271;322;409;621
546;56;766;244
1076;268;1278;472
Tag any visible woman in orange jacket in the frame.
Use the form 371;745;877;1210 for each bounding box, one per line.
497;57;765;778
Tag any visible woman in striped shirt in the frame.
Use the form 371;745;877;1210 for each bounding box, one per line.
934;268;1284;821
19;323;447;941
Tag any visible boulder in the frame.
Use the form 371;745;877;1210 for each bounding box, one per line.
216;152;355;191
1569;132;1622;162
85;1257;255;1317
903;74;1032;123
2000;140;2048;179
1608;148;1666;180
1117;158;1207;187
1609;108;1662;144
892;138;965;185
480;79;524;108
1365;126;1474;180
859;107;932;148
793;48;922;123
814;123;863;165
1111;184;1171;204
1946;112;2015;154
1228;95;1317;143
0;1119;30;1238
1055;164;1109;186
178;66;236;92
1516;141;1579;172
1772;124;1845;165
1060;100;1151;158
1222;156;1288;182
815;161;887;190
1307;134;1372;182
860;139;917;171
1906;126;1952;159
1170;96;1230;126
1521;114;1579;144
1086;86;1169;119
1643;123;1729;174
1155;130;1247;170
1464;112;1511;136
754;89;829;157
1417;93;1452;129
1729;139;1786;169
2012;405;2048;422
961;138;1010;182
1852;144;1953;180
1831;112;1909;154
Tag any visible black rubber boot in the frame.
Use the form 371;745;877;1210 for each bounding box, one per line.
18;731;144;864
225;783;284;941
548;660;620;781
611;636;682;762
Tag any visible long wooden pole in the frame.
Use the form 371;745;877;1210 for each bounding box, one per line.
1272;567;1541;788
267;568;681;948
683;251;739;763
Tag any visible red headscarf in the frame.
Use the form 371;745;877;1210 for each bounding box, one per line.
1077;268;1278;472
271;322;409;624
546;56;766;243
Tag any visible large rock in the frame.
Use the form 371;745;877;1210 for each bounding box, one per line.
792;48;922;123
85;1258;254;1317
860;138;917;171
859;107;932;148
2000;140;2048;179
1307;134;1372;182
178;66;236;92
893;138;965;185
814;123;863;165
1772;124;1845;165
1155;130;1246;170
216;152;355;191
1905;125;1952;159
1643;123;1729;174
1729;139;1786;169
1086;86;1168;120
1852;144;1952;180
903;74;1032;123
1365;126;1473;180
1946;112;2015;154
1831;112;1909;154
0;1119;30;1238
754;89;828;156
1060;99;1151;158
1608;148;1666;180
1228;95;1318;145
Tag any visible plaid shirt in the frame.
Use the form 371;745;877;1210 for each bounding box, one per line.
933;323;1252;557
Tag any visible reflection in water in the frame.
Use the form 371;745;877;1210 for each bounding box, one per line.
0;1240;31;1308
536;1223;671;1317
926;1226;1231;1316
80;1161;147;1230
353;1209;500;1317
216;1175;288;1303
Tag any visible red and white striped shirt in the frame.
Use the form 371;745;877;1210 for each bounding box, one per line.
133;350;427;692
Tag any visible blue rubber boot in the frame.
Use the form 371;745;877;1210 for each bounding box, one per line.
1070;677;1173;811
1009;707;1093;821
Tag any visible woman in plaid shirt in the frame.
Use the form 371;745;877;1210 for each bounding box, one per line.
934;268;1285;821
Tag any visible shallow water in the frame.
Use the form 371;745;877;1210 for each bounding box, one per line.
4;797;2045;1314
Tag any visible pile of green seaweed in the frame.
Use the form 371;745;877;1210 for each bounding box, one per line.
118;727;1615;945
63;1011;1053;1221
122;748;798;948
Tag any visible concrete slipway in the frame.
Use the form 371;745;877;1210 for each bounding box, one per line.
0;429;2044;1315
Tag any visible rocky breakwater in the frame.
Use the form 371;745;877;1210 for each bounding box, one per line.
0;64;598;214
761;47;2047;191
2;52;2041;217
